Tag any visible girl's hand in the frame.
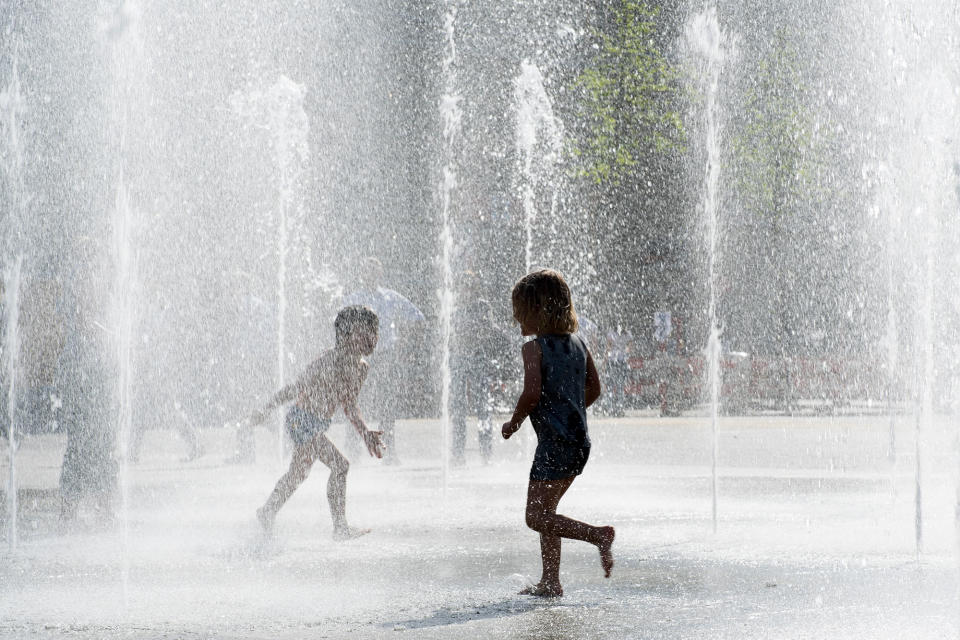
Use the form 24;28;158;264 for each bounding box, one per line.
363;429;384;458
501;421;520;440
248;409;268;426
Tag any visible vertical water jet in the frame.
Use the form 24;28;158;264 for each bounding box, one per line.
438;0;461;493
686;6;732;533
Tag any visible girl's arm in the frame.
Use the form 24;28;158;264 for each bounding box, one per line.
585;348;602;408
502;340;542;439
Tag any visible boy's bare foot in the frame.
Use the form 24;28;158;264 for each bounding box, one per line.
598;526;615;578
519;582;563;598
332;525;370;541
256;507;274;534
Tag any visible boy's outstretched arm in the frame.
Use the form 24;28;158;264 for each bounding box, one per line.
502;340;542;439
343;401;384;459
248;381;302;426
585;348;602;408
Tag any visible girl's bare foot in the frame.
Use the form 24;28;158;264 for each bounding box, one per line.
332;525;371;541
519;582;563;598
598;526;615;578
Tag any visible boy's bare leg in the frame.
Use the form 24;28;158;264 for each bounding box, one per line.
313;434;369;540
257;445;316;531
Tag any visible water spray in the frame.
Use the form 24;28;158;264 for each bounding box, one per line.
687;6;732;533
438;0;461;498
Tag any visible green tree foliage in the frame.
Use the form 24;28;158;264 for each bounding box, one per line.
572;0;686;185
732;24;856;222
724;23;871;359
731;27;813;221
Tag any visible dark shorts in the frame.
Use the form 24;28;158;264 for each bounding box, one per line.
286;406;331;447
530;431;591;482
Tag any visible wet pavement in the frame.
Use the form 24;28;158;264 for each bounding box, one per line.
1;412;958;639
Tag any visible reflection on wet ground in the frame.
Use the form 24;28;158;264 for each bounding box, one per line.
1;415;958;639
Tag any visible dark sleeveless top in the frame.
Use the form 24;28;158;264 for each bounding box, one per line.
529;333;590;445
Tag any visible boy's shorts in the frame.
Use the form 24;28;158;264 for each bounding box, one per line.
285;406;331;447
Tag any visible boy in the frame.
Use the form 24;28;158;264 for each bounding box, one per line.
248;305;383;540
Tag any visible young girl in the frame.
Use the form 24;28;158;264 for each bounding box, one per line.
502;269;615;597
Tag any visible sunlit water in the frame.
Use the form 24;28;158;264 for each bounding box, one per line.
2;415;959;638
685;7;733;534
437;1;461;495
0;1;959;637
231;75;311;465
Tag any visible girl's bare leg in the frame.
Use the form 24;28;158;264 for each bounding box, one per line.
523;477;573;595
523;477;615;595
258;444;317;530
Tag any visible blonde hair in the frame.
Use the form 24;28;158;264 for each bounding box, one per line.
511;269;579;335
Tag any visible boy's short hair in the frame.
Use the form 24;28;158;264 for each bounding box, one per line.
335;305;379;343
511;269;579;335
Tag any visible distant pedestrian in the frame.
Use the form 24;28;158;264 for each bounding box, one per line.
604;324;633;416
57;294;118;523
450;296;510;466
